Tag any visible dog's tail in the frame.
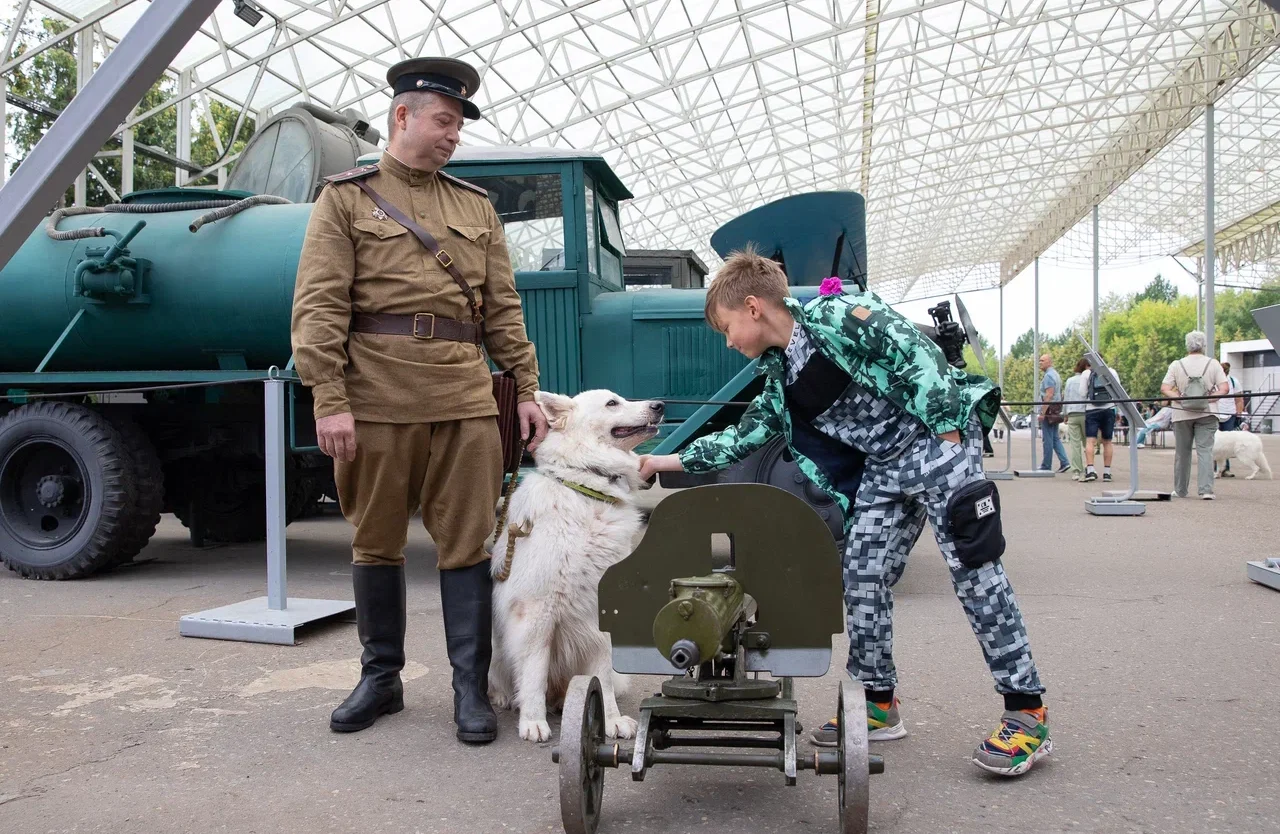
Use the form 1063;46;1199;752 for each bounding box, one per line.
1260;452;1273;480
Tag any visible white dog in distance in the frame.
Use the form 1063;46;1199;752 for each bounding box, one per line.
1213;429;1272;480
489;389;664;743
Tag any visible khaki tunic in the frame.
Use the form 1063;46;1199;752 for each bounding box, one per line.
290;152;539;422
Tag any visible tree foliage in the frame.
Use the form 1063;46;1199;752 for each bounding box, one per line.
5;15;249;201
990;274;1280;412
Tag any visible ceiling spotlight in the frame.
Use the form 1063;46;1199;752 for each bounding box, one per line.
233;1;264;27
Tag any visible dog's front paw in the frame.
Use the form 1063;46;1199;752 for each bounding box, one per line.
606;716;638;739
490;689;514;710
519;717;553;742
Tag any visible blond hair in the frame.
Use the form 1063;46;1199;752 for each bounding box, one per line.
705;246;790;330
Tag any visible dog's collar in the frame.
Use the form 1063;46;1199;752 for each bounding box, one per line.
554;478;622;505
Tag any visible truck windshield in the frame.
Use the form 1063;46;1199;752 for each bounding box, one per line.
465;173;565;272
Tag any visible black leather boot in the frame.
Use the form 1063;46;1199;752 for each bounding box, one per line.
330;565;406;732
439;561;498;744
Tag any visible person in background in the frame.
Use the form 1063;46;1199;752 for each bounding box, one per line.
1134;400;1174;448
1037;354;1069;472
1082;364;1121;483
1061;358;1089;480
1161;330;1228;500
1214;361;1245;477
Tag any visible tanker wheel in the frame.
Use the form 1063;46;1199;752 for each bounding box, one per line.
753;437;845;546
559;675;606;834
0;402;137;580
172;459;267;543
104;417;164;566
838;681;871;834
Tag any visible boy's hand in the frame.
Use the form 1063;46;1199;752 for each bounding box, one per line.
639;454;683;482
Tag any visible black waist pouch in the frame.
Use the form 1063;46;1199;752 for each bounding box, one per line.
946;479;1005;568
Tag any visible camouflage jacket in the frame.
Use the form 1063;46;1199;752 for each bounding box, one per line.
678;292;1001;530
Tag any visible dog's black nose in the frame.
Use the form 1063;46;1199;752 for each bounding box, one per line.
650;401;665;415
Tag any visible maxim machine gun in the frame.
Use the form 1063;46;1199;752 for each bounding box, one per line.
552;484;882;834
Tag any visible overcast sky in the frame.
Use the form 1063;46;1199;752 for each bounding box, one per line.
894;255;1203;361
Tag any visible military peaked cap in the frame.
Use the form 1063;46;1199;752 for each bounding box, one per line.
387;57;481;120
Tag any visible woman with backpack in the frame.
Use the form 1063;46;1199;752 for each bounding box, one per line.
1160;330;1229;499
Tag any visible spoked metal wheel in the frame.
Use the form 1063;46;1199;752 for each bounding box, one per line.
560;675;606;834
838;681;871;834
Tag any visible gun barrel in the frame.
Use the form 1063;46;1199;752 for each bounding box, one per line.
653;575;748;671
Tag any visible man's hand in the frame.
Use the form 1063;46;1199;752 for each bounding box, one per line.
638;454;683;482
518;400;549;452
316;412;357;462
937;430;962;445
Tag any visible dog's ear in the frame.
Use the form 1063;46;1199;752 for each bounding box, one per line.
535;391;575;430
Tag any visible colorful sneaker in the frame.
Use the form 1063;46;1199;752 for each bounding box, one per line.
972;708;1052;777
810;698;908;747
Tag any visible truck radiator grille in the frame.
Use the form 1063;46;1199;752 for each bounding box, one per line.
663;324;746;398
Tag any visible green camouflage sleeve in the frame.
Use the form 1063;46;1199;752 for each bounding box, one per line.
820;295;972;434
678;386;784;473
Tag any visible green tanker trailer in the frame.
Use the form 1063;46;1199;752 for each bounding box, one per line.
0;103;871;579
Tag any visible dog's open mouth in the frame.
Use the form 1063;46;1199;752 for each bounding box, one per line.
611;425;658;439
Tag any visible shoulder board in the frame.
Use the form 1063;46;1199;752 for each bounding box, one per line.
438;171;490;197
323;164;381;184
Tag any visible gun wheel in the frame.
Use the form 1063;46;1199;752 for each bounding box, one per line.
838;681;870;834
560;675;606;834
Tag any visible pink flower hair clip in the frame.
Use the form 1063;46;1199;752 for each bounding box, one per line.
819;276;844;296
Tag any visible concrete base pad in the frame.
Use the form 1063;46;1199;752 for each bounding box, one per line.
180;596;355;645
1085;498;1146;516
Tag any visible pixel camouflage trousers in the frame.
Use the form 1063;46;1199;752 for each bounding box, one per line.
842;417;1044;697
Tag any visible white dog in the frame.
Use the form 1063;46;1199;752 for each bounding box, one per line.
1213;430;1272;480
489;389;664;743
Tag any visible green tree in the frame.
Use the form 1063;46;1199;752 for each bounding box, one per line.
1134;274;1179;305
5;15;241;200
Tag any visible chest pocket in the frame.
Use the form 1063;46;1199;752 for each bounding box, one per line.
352;218;408;240
445;224;490;283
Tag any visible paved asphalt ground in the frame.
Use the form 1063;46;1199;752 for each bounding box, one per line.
2;433;1279;834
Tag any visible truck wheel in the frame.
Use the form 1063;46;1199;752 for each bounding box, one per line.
0;402;138;579
171;458;267;543
105;418;165;566
751;437;845;546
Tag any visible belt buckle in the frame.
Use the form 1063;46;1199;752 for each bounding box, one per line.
412;313;436;339
435;249;454;269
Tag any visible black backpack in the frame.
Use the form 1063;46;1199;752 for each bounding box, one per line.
1088;371;1109;404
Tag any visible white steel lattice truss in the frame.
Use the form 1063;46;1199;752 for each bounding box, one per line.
4;0;1280;298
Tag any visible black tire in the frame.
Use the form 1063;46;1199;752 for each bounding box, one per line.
171;457;267;543
0;402;138;580
722;436;846;546
171;455;315;544
105;417;165;566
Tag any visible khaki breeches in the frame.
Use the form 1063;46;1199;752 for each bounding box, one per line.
333;418;502;569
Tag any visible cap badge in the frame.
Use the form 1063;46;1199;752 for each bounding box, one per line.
460;85;467;96
415;79;425;88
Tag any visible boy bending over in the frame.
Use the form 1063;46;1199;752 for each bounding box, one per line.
640;250;1050;777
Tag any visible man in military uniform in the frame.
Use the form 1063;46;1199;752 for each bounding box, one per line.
291;57;546;744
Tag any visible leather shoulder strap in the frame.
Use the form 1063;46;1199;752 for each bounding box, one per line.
439;171;490;197
350;179;482;325
324;163;381;184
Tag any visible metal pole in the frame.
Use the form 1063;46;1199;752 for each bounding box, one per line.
0;76;7;187
121;121;134;196
0;0;222;272
1092;204;1100;349
74;29;91;207
998;283;1005;392
176;69;192;186
1032;258;1040;468
1205;102;1216;358
265;376;288;610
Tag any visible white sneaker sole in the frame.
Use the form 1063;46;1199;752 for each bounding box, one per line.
972;735;1053;777
868;722;908;742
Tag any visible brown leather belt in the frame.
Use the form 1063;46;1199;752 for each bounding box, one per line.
350;312;482;345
